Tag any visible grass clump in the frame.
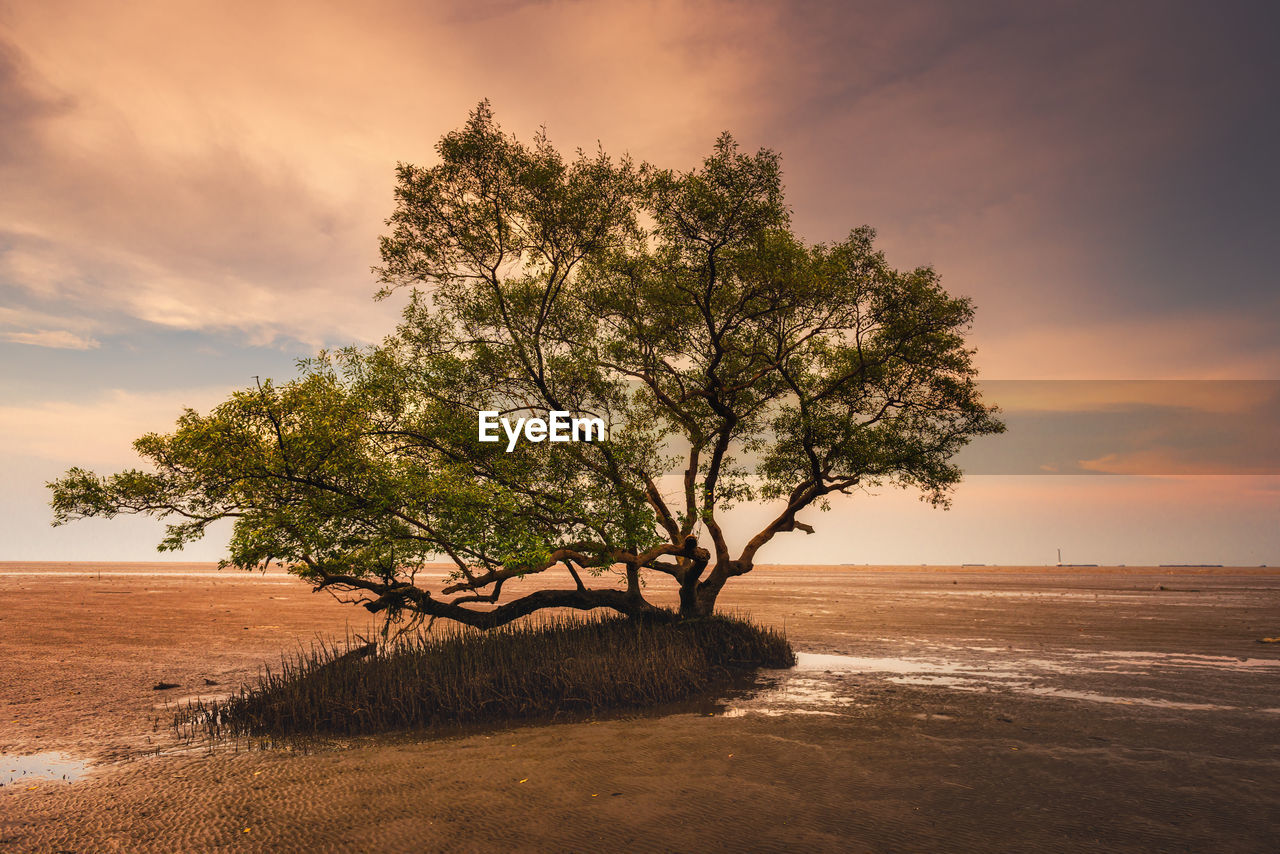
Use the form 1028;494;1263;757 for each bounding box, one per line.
178;613;794;739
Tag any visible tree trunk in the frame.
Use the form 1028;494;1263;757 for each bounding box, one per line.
679;574;728;618
694;578;725;616
682;558;752;619
678;578;703;618
676;553;711;618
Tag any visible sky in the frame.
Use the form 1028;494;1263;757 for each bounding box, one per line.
1;0;1277;565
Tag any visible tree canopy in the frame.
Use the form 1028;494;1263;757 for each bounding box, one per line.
50;102;1004;626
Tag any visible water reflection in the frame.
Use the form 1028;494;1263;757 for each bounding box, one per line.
1;752;91;786
722;647;1280;717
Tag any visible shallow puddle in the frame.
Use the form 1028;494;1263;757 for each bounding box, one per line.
796;651;970;675
1;752;91;786
724;646;1280;718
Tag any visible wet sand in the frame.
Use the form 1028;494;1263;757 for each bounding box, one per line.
2;562;1278;852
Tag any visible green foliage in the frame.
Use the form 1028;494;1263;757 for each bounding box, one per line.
50;101;1004;624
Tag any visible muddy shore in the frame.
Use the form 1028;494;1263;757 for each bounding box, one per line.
2;563;1278;852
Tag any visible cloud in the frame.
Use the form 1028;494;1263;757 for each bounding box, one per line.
0;1;765;349
956;380;1280;475
973;312;1280;379
981;380;1279;415
0;36;72;159
0;302;106;350
0;329;100;350
0;386;235;466
0;0;1276;380
0;304;99;332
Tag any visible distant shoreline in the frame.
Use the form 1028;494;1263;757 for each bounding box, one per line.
1;561;1275;576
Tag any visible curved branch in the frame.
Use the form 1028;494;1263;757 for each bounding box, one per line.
319;574;670;629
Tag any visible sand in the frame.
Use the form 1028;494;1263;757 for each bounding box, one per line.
1;562;1278;852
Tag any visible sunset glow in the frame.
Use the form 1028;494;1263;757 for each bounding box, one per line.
2;1;1276;564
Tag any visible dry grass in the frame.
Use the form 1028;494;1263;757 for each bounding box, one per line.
175;613;794;739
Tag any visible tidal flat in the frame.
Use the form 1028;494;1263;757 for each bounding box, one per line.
1;562;1278;852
